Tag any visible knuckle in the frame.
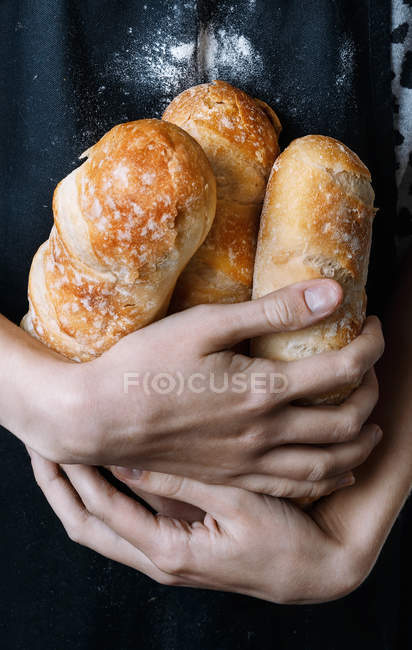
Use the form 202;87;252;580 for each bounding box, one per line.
77;492;96;516
157;475;186;500
65;521;84;545
368;319;385;356
83;482;117;520
306;451;334;482
375;333;385;359
244;387;272;417
240;358;287;412
361;370;379;405
241;426;269;456
245;392;269;416
357;431;375;462
227;351;254;374
305;477;337;500
305;482;325;501
263;297;294;330
338;407;363;441
340;351;363;386
80;495;101;520
265;477;292;499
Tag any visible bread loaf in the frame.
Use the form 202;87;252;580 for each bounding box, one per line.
251;135;376;404
21;119;216;361
163;80;281;310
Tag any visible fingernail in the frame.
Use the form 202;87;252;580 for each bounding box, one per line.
304;283;340;314
113;467;142;480
337;472;355;488
374;427;383;444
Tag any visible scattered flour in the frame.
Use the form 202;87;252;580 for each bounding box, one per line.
336;34;356;90
104;2;262;113
170;42;195;61
197;26;262;81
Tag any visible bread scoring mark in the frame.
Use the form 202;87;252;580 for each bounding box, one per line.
164;81;281;297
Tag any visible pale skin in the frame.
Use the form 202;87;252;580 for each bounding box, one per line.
1;279;384;501
27;251;412;604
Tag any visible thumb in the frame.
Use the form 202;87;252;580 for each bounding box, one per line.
186;278;342;353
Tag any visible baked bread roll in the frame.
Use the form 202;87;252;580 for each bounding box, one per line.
21;119;216;361
252;135;376;404
163;80;281;310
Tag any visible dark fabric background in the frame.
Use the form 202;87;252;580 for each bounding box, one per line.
0;1;409;649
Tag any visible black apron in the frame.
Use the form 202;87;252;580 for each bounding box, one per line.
0;1;407;649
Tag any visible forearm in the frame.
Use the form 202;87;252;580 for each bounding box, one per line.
363;252;412;509
0;314;48;433
365;251;412;488
0;313;83;460
317;251;412;550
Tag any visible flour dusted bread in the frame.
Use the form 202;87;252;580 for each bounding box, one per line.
252;135;376;404
163;80;281;309
21;119;216;361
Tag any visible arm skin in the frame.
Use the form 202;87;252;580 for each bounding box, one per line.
27;251;412;604
311;248;412;562
0;314;87;461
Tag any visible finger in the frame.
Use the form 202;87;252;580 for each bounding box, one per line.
282;316;384;403
179;279;342;353
258;423;382;482
273;369;378;445
231;471;356;500
28;450;172;583
111;467;249;520
62;464;166;544
61;463;212;573
117;482;206;523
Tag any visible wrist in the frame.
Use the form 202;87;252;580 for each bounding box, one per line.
0;325;100;463
34;358;101;464
83;349;153;467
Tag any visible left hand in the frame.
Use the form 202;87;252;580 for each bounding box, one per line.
113;367;381;522
28;428;385;605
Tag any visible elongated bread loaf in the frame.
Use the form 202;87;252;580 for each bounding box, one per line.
21;119;216;361
163;80;281;310
252;135;376;404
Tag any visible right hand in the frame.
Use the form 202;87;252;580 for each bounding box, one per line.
5;278;383;500
87;278;383;501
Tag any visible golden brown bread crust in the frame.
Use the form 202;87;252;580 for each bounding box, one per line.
252;135;376;405
163;80;281;310
21;119;216;361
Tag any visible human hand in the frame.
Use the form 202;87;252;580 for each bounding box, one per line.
82;279;383;499
0;313;91;462
4;278;383;499
113;367;381;519
28;434;383;605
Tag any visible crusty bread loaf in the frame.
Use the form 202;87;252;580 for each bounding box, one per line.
163;80;281;310
252;135;376;404
21;119;216;361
